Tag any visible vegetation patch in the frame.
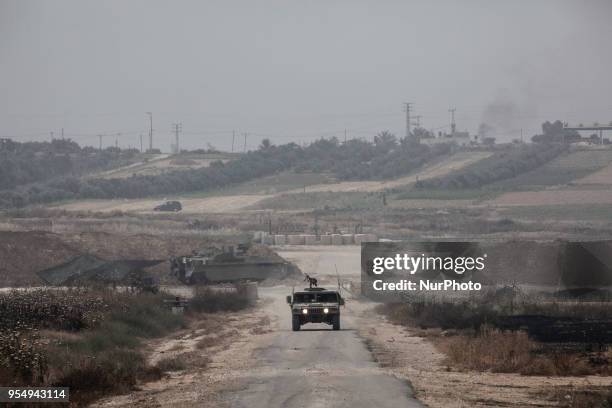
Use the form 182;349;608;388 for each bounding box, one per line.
376;292;612;376
489;149;612;190
417;143;567;190
189;287;251;313
0;287;249;405
394;188;495;200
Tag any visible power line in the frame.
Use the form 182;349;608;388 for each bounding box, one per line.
146;112;153;151
448;108;456;134
403;102;413;138
172;122;182;153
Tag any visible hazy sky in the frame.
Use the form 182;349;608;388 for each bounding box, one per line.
1;0;611;151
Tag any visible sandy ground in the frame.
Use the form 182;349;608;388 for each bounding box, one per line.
390;199;477;209
56;151;490;214
490;189;612;206
357;310;612;408
92;155;230;180
91;305;275;408
57;194;271;214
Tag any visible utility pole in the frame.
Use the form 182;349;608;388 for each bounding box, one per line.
172;123;182;153
61;128;64;139
448;108;456;134
139;134;143;152
231;130;235;152
403;102;413;138
243;133;247;152
413;115;422;128
98;134;103;151
146;112;153;151
50;131;54;141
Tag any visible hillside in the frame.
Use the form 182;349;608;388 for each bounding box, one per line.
0;137;454;208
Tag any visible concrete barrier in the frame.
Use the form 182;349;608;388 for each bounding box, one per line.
319;235;332;245
354;234;367;245
331;234;343;245
274;235;287;245
341;234;354;245
303;234;317;245
288;234;305;245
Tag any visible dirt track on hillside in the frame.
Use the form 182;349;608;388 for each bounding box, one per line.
576;163;612;185
491;189;612;206
92;155;230;180
283;151;491;194
57;152;490;214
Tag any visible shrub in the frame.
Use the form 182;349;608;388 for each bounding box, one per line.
156;355;188;372
188;287;250;314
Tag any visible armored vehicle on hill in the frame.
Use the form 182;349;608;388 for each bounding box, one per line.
154;200;182;212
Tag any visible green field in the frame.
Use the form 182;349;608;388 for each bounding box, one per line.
393;188;498;200
499;203;612;222
489;148;612;190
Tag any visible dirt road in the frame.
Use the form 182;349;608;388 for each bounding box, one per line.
223;286;423;408
92;246;422;408
223;247;421;407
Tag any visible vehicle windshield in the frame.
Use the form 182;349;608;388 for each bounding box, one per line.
317;293;338;302
293;292;338;303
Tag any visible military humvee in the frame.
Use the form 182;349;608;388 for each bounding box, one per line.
286;287;344;331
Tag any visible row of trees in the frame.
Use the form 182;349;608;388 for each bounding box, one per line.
0;139;138;190
0;133;453;208
416;143;567;189
531;121;581;144
294;132;452;180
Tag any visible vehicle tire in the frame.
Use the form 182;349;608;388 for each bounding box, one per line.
332;315;340;331
292;316;301;331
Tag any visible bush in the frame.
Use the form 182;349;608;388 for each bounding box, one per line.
0;289;110;332
156;355;188;372
440;326;535;373
189;287;250;313
438;327;599;376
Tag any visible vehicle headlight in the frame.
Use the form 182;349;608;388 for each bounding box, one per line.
323;308;329;314
302;308;308;314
